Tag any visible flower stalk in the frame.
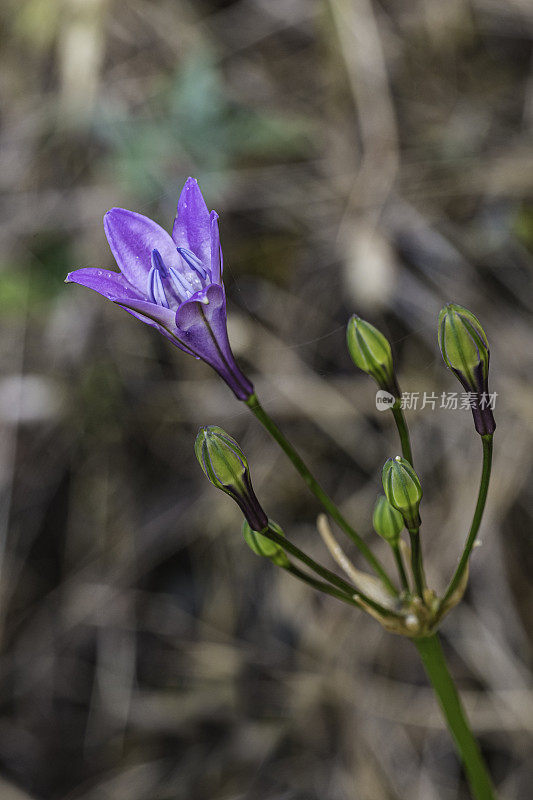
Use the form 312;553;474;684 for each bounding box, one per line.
408;526;426;598
283;562;362;606
391;402;414;465
414;634;497;800
260;523;399;619
442;434;494;607
245;392;398;595
392;544;410;593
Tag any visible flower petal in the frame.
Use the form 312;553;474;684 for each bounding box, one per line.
175;283;224;331
116;297;181;332
66;267;197;354
65;267;145;302
104;208;181;289
172;178;212;267
117;304;198;356
210;211;222;284
175;284;253;400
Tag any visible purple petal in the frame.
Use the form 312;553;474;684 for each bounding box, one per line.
172;178;212;267
104;208;181;289
117;305;197;356
65;267;145;302
66;267;197;354
116;297;180;332
175;283;225;331
210;211;222;284
175;284;253;400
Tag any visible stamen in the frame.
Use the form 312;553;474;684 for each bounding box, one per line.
151;248;168;278
168;266;195;300
148;266;169;308
147;247;208;307
177;247;210;281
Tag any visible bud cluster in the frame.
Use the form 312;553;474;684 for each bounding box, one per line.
193;301;495;640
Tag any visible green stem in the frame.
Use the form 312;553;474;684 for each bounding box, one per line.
414;634;497;800
262;525;399;619
245;393;397;595
283;563;360;606
443;434;493;606
408;527;426;598
392;403;414;465
392;543;410;592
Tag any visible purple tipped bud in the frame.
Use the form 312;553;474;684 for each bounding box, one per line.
438;303;495;436
195;425;268;532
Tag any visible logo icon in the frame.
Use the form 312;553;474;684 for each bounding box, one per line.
375;390;395;411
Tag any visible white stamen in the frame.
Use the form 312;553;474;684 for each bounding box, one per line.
168;266;195;301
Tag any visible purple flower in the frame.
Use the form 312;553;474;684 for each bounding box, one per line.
66;178;253;400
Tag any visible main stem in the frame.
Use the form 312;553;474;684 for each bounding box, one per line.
245;393;397;594
443;434;493;605
414;634;497;800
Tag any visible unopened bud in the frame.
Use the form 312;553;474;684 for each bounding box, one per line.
382;456;422;529
373;494;404;544
438;303;495;435
242;520;290;567
346;315;399;396
195;425;268;531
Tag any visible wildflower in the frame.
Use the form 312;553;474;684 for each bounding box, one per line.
66;178;253;400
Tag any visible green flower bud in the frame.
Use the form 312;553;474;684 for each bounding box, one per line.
346;315;399;396
382;456;422;530
195;426;268;531
372;494;404;544
438;303;495;435
243;520;290;568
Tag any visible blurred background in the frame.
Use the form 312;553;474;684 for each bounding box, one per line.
1;0;533;797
